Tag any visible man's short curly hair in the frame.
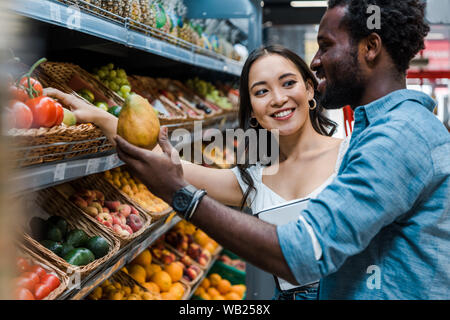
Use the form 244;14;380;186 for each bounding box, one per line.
328;0;430;74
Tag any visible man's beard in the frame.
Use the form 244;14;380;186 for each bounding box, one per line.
319;48;365;110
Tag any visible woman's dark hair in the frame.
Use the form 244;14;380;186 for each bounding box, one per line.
237;44;337;209
328;0;430;75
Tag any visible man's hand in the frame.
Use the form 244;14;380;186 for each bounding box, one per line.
114;127;188;204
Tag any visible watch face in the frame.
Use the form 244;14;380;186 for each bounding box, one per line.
173;192;190;212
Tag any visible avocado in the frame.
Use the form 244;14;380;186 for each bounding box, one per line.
85;236;110;259
60;243;75;258
29;217;47;241
46;225;63;242
46;216;68;237
64;248;95;266
40;240;63;256
66;229;89;247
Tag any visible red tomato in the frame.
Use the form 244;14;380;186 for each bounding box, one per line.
54;102;64;126
14;277;35;292
10;100;33;129
34;283;52;300
16;258;31;273
19;76;43;98
26;96;57;128
28;265;47;280
21;272;40;286
40;274;61;291
9;85;29;102
14;287;35;300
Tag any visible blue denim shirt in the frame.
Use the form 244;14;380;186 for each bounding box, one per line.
277;89;450;299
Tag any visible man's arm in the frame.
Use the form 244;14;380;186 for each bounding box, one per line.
190;196;298;284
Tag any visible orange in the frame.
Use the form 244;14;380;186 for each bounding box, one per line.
213;294;225;300
142;282;160;294
209;273;222;286
207;287;220;298
164;262;183;282
200;278;210;289
150;271;172;292
199;292;211;300
161;292;176;300
128;264;146;284
194;287;205;297
169;282;185;300
204;242;216;254
225;292;241;300
217;279;232;295
231;284;246;298
132;249;152;266
194;229;210;247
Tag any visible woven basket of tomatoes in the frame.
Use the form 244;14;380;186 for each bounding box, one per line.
13;243;69;300
5;58;114;167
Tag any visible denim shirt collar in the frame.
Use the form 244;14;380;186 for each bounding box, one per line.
352;89;436;131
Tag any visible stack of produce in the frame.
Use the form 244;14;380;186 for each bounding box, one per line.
123;248;187;300
6;58;76;130
104;167;170;214
68;189;145;237
13;256;62;300
150;238;202;284
194;273;246;300
88;277;160;300
91;63;132;99
186;77;234;111
218;253;246;272
29;215;110;266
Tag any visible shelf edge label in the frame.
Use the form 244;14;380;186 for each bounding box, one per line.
54;163;67;182
86;158;101;175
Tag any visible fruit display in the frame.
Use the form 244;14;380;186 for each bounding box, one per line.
202;143;235;169
186;77;234;111
13;256;63;300
218;253;246;272
193;273;246;301
68;188;144;237
6;58;69;130
91;63;132;99
117;92;161;150
87;275;161;300
28;215;110;266
104;167;170;215
149;238;203;284
165;220;221;268
121;247;189;300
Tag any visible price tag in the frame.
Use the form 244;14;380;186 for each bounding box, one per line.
105;153;120;170
66;4;81;30
49;2;62;24
86;158;101;175
54;163;66;182
145;37;162;52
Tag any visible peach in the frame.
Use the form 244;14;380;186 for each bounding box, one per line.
105;200;120;212
118;204;131;217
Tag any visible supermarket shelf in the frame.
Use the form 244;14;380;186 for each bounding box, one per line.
59;214;182;300
9;0;243;76
10;150;123;195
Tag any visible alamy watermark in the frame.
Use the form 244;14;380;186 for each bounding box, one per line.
366;265;381;290
367;5;381;30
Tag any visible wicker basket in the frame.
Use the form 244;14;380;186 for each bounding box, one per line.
102;167;173;222
7;124;111;167
22;190;121;278
16;243;70;300
38;62;124;108
52;175;152;246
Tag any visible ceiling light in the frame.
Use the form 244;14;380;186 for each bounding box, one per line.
290;1;328;8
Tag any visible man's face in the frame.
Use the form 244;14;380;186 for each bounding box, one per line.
311;6;366;109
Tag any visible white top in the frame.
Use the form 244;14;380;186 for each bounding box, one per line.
231;137;350;290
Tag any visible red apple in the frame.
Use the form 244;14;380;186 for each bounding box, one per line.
122;224;133;235
113;224;123;233
102;207;110;213
126;214;143;232
112;216;121;226
185;267;197;281
118;213;126;225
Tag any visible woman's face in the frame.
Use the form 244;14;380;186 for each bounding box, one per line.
248;54;314;136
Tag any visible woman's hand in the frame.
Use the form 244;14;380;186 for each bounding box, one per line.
43;87;118;145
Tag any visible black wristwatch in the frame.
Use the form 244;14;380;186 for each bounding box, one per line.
172;185;207;221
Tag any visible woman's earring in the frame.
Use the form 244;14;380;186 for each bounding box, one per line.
309;99;317;110
249;117;259;128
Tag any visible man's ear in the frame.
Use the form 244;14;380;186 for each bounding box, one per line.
364;33;382;67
